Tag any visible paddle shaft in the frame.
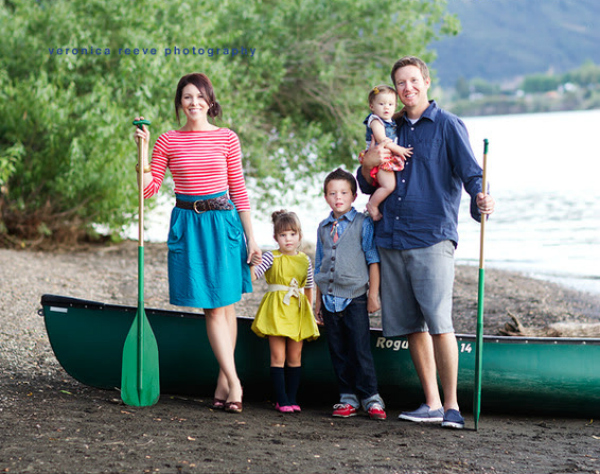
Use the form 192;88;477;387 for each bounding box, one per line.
474;138;489;431
478;140;489;269
134;120;151;390
137;133;145;390
135;122;150;247
132;119;150;310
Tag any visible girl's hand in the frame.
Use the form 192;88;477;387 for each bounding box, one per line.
247;240;262;265
249;265;257;282
397;146;413;160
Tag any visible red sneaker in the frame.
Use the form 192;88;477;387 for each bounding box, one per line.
332;403;357;418
368;403;387;421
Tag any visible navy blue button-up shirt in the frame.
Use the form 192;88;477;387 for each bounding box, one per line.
357;100;483;251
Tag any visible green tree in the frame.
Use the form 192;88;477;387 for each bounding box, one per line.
562;60;600;87
0;0;458;243
521;74;561;93
470;78;500;96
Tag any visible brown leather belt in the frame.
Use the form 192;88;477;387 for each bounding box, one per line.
175;195;234;213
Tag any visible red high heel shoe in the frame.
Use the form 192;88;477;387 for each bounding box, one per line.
210;398;226;410
224;401;243;413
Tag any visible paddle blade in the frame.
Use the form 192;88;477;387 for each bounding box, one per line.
121;308;160;407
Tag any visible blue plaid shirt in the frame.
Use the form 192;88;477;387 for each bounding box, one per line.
315;207;379;312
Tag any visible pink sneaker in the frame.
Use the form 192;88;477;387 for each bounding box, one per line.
368;403;387;421
291;405;301;413
275;403;294;413
332;403;357;418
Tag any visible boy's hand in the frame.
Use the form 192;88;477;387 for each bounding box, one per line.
367;294;380;314
314;302;324;326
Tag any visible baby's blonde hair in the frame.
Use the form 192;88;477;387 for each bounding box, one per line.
368;84;397;105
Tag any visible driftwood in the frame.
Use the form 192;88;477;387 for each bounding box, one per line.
500;312;600;338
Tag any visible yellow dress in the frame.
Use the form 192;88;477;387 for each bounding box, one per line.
251;250;320;342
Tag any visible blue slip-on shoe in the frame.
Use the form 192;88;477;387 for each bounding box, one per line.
441;409;465;429
398;403;444;423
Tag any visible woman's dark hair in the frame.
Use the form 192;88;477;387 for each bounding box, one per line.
174;73;222;123
272;209;302;241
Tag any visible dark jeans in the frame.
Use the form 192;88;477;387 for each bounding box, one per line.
322;294;380;404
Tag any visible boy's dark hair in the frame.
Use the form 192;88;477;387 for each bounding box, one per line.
323;168;357;196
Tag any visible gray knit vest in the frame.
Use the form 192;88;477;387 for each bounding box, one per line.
315;212;370;299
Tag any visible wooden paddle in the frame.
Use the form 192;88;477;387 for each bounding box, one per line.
473;138;489;430
121;119;160;407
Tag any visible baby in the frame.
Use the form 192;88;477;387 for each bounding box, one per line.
361;85;412;221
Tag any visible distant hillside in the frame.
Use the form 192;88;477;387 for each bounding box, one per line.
431;0;600;87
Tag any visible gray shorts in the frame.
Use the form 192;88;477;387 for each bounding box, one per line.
379;241;455;337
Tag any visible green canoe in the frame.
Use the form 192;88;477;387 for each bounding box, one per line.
40;294;600;417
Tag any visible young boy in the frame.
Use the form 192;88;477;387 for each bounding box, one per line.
314;168;386;420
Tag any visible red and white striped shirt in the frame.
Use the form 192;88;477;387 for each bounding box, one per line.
143;128;251;211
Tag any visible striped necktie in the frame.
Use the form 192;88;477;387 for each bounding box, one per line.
331;220;339;243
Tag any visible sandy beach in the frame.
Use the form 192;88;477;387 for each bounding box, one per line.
1;241;599;474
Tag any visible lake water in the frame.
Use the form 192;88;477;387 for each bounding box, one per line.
140;109;600;295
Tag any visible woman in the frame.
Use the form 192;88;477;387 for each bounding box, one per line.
133;73;261;413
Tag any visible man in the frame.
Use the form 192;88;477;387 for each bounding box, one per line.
357;56;495;429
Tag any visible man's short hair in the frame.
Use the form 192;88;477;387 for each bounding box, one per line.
323;168;357;196
390;56;430;84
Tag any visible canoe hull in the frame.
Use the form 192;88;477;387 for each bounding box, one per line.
40;294;600;417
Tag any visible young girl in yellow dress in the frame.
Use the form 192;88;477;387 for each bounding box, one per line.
251;210;320;413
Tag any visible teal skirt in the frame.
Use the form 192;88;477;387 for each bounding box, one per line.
167;192;252;309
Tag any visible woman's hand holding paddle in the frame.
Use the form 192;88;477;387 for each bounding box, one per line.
133;116;151;167
133;116;150;142
133;116;152;188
